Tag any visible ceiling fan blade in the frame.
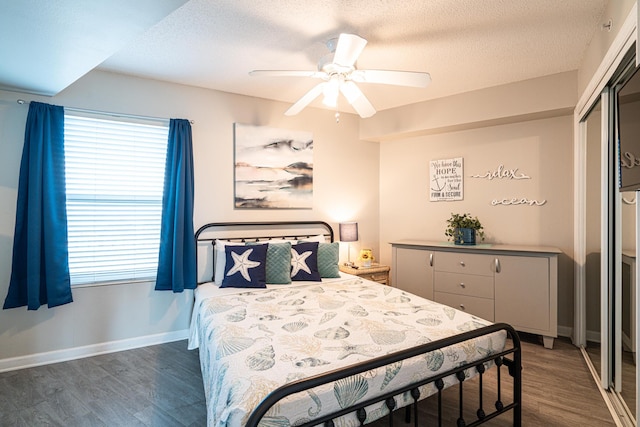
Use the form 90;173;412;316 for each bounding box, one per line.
340;81;376;118
285;82;326;116
351;69;431;88
333;34;367;67
250;70;327;79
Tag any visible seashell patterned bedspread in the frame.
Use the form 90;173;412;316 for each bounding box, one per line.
189;276;506;426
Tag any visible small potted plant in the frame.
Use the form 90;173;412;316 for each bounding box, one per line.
445;213;485;245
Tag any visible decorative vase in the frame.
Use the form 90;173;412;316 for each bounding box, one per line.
455;228;476;245
359;248;373;267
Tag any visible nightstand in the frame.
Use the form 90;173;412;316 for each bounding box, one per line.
340;264;391;285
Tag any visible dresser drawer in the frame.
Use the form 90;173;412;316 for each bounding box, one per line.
434;271;494;298
434;251;494;276
359;272;389;285
434;292;495;321
340;264;391;286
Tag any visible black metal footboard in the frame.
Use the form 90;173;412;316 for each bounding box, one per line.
246;323;521;427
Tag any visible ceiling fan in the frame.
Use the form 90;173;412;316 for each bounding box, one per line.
249;33;431;118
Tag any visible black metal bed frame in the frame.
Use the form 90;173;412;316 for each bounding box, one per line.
195;221;334;284
194;221;522;426
245;323;521;427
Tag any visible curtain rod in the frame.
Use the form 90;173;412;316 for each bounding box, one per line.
16;99;194;124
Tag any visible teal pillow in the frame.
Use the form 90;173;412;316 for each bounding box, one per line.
248;241;292;284
317;242;340;278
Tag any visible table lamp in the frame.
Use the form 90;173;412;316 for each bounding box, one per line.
339;222;358;266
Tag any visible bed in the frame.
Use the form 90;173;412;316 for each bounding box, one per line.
189;221;521;426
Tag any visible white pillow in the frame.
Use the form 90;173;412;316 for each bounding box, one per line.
214;240;245;285
299;234;327;243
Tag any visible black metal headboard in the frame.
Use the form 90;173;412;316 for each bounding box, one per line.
194;221;334;284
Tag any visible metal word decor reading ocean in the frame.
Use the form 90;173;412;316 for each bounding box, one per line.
234;124;313;209
429;157;463;201
491;198;547;206
470;163;546;207
469;164;530;180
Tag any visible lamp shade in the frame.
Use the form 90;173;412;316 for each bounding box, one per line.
339;222;358;242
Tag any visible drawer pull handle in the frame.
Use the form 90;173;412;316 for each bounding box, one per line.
459;304;465;310
429;253;433;267
459;283;465;288
495;258;501;273
460;261;465;267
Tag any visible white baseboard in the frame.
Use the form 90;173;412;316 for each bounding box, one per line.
0;329;190;373
0;325;580;373
587;328;602;344
622;332;633;352
558;325;573;340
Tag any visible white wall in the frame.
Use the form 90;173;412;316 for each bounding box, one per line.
0;70;379;368
360;71;576;142
577;0;637;98
377;115;574;329
370;72;577;331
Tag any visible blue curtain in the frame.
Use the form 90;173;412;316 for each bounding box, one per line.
3;102;72;310
155;119;196;292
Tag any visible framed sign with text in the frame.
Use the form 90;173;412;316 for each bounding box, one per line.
429;157;463;201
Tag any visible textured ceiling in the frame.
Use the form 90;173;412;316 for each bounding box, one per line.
0;0;187;96
1;0;609;116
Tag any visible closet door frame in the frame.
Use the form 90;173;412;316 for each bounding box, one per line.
574;3;638;424
574;3;637;349
602;86;613;390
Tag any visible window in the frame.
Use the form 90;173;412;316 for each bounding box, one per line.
64;113;169;286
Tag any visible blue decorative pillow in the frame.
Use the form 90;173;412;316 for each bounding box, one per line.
214;240;244;285
221;244;268;288
290;241;321;281
317;242;340;278
247;241;292;284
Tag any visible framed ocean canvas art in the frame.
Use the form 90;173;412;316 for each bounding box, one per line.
234;124;313;209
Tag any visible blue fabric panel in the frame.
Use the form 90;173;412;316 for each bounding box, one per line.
156;119;196;292
3;102;72;310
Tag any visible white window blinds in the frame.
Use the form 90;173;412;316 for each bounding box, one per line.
63;113;169;286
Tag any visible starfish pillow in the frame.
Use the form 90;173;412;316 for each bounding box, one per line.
290;241;321;281
221;244;268;288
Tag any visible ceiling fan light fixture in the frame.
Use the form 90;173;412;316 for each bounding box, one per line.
322;78;340;107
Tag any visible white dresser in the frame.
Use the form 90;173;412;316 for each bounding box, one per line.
391;240;562;349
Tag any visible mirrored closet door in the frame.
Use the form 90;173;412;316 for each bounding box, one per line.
620;189;636;420
615;60;640;420
578;45;639;426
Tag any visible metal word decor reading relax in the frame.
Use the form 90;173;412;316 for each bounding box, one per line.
621;151;640;169
470;164;530;180
470;163;547;207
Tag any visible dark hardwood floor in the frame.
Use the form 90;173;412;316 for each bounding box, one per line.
0;334;616;426
0;340;206;426
370;334;617;427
